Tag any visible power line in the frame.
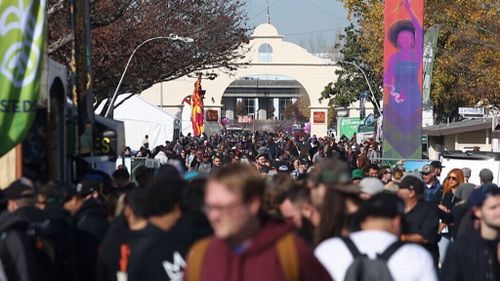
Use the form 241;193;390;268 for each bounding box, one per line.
285;27;340;37
304;0;349;23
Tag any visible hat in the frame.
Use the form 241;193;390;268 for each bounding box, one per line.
430;161;444;169
299;158;309;165
4;178;35;200
455;183;475;202
479;168;494;183
462;167;472;178
359;177;385;195
358;192;405;221
351;169;363;180
388;19;415;48
76;179;98;197
468;183;499;207
257;153;269;161
398;175;425;195
420;164;432;175
274;161;291;173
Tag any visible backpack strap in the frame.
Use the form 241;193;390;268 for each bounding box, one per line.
342;236;363;258
377;240;404;262
275;233;299;281
185;237;213;281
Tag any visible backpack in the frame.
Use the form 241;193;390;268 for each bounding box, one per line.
186;233;299;281
342;237;403;281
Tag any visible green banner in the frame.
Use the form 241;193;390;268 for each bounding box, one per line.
0;0;46;157
423;25;440;107
339;117;363;139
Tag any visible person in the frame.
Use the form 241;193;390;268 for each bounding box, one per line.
430;161;444;181
0;179;51;281
127;167;212;281
441;186;500;281
351;169;363;185
397;175;440;266
279;185;318;246
479;168;494;185
315;192;438;281
359;177;385;200
437;169;464;265
63;180;109;281
142;135;149;148
184;164;332;281
364;163;379;178
420;164;442;204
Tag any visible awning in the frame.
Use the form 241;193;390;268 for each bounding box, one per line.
423;118;492;136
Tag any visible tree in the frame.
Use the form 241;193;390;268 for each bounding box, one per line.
235;101;246;116
335;0;499;122
47;0;250;109
320;24;382;114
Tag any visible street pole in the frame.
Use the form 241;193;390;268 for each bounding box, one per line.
105;35;194;118
337;61;381;115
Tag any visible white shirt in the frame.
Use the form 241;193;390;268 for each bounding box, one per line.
314;230;437;281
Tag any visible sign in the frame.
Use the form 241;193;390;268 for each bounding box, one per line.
206;110;218;122
0;0;46;157
313;111;326;124
339;117;363;139
237;115;253;123
459;107;485;118
383;0;424;159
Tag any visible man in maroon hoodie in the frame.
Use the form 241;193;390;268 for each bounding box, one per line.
184;164;332;281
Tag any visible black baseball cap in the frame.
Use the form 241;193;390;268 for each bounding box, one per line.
430;161;444;169
398;175;425;195
4;178;35;200
358;192;404;221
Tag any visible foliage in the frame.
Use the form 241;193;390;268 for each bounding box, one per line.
235;101;246;116
336;0;499;122
320;24;382;114
47;0;250;106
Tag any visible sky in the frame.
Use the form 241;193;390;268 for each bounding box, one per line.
244;0;352;52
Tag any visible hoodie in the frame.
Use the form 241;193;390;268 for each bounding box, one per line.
186;219;332;281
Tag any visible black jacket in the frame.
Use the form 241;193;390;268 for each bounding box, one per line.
0;211;37;281
74;199;109;281
127;212;212;281
441;231;500;281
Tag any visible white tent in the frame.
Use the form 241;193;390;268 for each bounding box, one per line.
96;95;175;150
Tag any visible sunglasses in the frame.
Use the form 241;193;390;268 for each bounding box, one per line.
448;176;457;180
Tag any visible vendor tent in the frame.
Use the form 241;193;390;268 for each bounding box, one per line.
96;95;175;150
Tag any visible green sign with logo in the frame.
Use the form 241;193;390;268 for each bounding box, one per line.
339;117;363;139
0;0;46;157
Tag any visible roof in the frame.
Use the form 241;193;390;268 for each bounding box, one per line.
423;118;492;136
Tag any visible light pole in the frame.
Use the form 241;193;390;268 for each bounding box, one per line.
104;34;194;118
336;60;381;115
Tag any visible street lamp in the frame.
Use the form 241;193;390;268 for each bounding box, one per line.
104;34;194;117
336;60;381;115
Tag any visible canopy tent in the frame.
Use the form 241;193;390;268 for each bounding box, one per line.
96;95;175;150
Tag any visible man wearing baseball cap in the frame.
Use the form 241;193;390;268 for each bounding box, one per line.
441;186;500;281
420;164;442;204
397;175;440;266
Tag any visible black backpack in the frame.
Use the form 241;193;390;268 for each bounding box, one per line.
342;237;404;281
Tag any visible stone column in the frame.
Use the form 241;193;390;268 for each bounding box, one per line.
309;106;329;137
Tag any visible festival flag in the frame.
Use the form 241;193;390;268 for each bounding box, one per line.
383;0;424;159
191;74;204;137
0;0;46;157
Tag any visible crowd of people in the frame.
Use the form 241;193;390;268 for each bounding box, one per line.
0;130;498;281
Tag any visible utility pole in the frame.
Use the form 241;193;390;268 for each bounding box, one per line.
70;0;94;174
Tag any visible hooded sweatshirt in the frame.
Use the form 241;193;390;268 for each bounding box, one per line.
186;219;332;281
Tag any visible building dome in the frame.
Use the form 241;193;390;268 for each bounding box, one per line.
251;23;282;38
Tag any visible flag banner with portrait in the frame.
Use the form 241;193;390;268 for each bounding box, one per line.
383;0;424;159
0;0;46;157
191;73;204;137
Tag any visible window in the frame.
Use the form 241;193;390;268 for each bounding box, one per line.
243;98;255;116
258;43;273;62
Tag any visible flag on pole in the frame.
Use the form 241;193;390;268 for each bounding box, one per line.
0;0;46;157
191;74;204;137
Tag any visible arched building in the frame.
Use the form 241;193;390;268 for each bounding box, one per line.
141;23;341;136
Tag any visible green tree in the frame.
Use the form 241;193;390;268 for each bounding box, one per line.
320;24;382;115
